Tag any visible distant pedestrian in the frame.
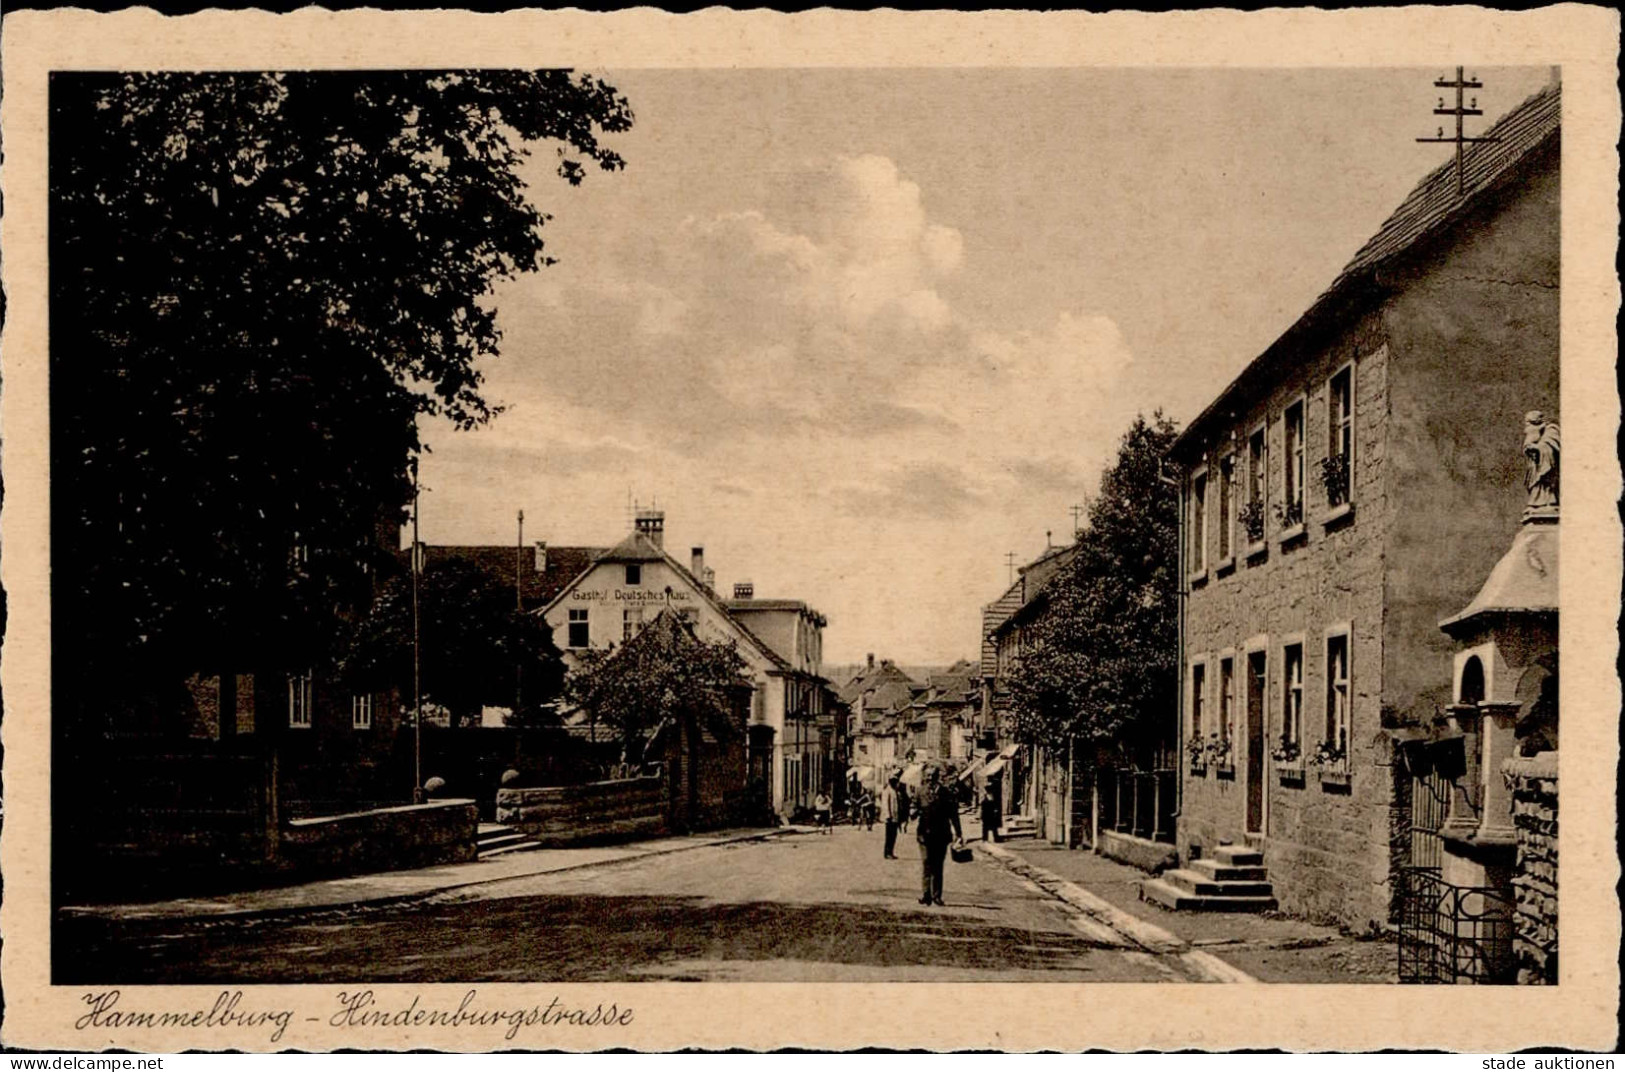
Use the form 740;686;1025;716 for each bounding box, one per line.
813;789;833;834
895;782;911;833
880;776;901;859
915;767;963;906
980;787;1002;842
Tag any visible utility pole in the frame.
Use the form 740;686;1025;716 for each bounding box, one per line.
411;459;423;803
1417;67;1498;197
1069;503;1087;537
515;508;524;716
1004;551;1018;587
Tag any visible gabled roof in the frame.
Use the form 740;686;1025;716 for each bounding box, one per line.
598;530;669;563
537;530;793;674
986;542;1080;639
1174;81;1561;460
412;544;605;609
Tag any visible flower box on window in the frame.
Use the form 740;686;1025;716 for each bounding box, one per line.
1308;738;1348;790
1186;733;1208;775
1272;740;1305;785
1319;454;1351;508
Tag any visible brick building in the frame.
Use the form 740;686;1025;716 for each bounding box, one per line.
1165;82;1559;928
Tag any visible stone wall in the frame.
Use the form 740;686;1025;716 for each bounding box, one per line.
496;774;669;846
1506;752;1558;984
279;799;479;877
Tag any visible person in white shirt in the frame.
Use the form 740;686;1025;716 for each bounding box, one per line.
881;776;901;859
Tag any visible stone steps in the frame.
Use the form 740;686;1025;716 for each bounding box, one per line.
476;823;542;858
1139;843;1277;912
999;815;1039;840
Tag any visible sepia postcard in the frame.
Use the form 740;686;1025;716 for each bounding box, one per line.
1;4;1620;1053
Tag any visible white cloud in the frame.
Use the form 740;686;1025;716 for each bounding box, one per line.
428;153;1143;658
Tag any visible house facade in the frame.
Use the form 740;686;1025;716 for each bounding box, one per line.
1170;82;1559;929
539;510;833;817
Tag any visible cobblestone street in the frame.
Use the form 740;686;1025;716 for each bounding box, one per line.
58;827;1263;984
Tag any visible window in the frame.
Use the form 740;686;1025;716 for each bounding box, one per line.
1327;365;1353;507
287;672;313;728
1219;656;1235;746
625;563;642;586
351;693;373;730
1245;427;1267;545
1191;661;1207;737
623;607;645;642
1326;633;1350;758
1282;644;1304;749
677;607;699;625
1218;455;1235;562
568;608;590;649
1190;469;1208;574
1283;401;1305;528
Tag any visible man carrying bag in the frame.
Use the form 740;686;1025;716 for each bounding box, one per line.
915;766;964;906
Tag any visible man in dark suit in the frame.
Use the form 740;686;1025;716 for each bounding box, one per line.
915;766;963;906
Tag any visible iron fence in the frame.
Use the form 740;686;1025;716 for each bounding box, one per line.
1396;865;1517;984
1097;767;1177;845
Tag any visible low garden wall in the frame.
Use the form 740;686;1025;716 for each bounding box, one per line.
1098;829;1178;873
279;799;479;877
496;774;668;847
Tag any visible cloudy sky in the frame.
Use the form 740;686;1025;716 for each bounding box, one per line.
413;67;1552;665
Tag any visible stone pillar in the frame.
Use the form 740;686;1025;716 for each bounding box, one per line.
1440;703;1482;841
1476;701;1521;845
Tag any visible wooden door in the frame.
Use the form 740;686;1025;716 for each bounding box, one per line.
1246;650;1267;834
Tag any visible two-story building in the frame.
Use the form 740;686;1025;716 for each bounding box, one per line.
539;510;833;817
1160;81;1559;929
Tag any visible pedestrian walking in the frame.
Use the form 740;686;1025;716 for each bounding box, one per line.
980;786;1002;842
915;767;963;906
895;781;911;833
813;788;833;834
880;775;901;859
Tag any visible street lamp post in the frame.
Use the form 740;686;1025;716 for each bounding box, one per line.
411;459;423;803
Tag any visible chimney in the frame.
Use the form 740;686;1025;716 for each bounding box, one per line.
867;653;875;669
691;546;705;579
634;508;665;549
533;540;548;573
733;580;754;600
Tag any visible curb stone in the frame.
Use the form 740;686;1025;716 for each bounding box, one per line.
974;841;1257;984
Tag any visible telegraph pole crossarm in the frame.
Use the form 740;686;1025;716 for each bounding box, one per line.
1416;67;1499;197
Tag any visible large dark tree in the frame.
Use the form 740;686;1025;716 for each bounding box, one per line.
49;71;632;731
342;559;565;730
1007;414;1181;768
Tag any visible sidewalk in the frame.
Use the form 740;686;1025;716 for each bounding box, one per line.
60;825;809;925
978;830;1397;983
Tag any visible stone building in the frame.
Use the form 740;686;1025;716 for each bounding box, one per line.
978;541;1080;840
1162;82;1559;928
538;510;833;818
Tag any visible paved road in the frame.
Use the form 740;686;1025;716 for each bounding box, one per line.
57;826;1207;983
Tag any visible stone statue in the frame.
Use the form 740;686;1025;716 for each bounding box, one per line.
1523;411;1560;518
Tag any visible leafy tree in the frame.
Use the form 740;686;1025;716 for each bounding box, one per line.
565;612;753;764
343;559;565;729
49;71;633;730
1007;413;1181;769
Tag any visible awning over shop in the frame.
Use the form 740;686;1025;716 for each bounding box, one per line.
980;757;1008;779
957;752;992;781
899;763;925;788
998;743;1020;760
848;765;877;785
